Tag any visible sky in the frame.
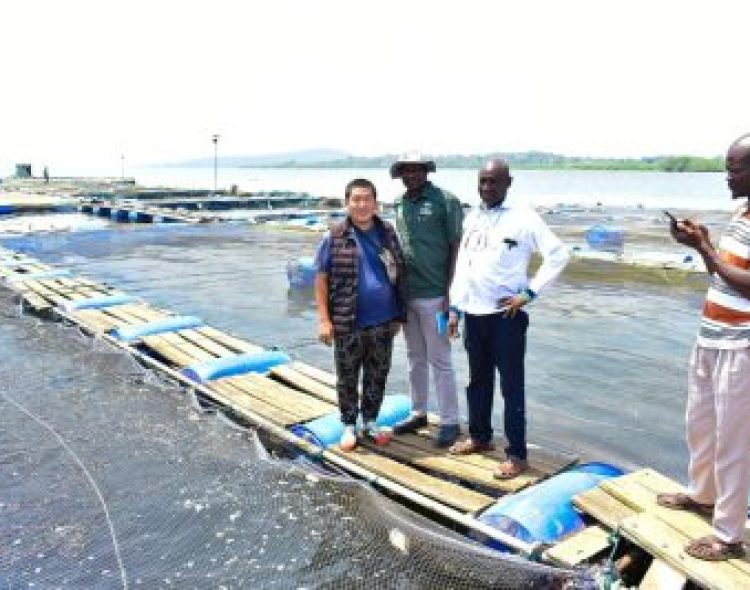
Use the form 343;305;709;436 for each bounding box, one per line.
2;0;750;174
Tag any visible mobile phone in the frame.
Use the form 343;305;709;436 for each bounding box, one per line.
663;210;678;226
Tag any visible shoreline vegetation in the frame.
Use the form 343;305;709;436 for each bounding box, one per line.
240;151;724;173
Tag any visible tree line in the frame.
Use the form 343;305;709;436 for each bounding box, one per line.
247;151;724;172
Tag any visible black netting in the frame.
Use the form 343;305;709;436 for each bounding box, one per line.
0;295;595;589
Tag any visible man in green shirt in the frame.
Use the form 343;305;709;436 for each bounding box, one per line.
390;153;463;448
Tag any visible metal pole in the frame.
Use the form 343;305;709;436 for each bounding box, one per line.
211;134;220;194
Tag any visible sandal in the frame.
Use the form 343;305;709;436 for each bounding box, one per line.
493;457;528;480
656;492;714;517
448;438;496;455
685;535;745;561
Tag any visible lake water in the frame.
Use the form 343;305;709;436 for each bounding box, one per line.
131;166;733;211
0;167;734;587
2;223;708;480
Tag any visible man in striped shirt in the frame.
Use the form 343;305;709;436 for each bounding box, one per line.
657;134;750;561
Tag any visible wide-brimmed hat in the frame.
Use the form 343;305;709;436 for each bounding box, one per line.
389;151;436;179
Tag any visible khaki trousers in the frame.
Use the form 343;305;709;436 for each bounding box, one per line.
403;297;459;425
687;344;750;543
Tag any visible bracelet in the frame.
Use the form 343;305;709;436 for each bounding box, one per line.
521;288;536;302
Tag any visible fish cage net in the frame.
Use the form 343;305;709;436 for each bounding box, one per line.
0;294;596;589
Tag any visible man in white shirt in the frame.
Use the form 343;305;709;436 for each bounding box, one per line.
447;159;569;480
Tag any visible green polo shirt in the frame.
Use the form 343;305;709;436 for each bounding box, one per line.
394;182;464;299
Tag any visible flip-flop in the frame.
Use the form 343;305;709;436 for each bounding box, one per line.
656;492;714;517
685;535;745;561
493;458;528;480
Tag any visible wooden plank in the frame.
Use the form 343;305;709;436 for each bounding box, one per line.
290;361;337;388
601;471;750;578
394;426;576;486
573;487;636;530
269;364;338;405
21;291;52;312
544;525;611;567
15;279;55;297
69;309;124;333
196;326;262;354
639;559;687;590
101;305;146;326
619;512;750;590
37;278;74;294
331;445;495;514
0;263;49;277
206;380;301;426
158;332;215;363
601;468;684;503
360;436;536;494
177;329;237;358
600;473;684;516
221;374;334;422
140;335;198;367
114;304;168;322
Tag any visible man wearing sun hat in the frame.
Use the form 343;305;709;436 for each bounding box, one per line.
390;152;464;448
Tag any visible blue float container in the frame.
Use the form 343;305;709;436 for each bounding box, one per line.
478;462;625;544
290;394;412;448
61;293;138;312
110;315;204;342
287;257;317;288
182;350;291;383
585;225;624;252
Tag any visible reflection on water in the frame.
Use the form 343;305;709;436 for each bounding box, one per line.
287;286;316;318
2;221;711;483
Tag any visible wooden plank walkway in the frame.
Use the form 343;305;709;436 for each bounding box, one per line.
573;468;750;589
0;249;574;528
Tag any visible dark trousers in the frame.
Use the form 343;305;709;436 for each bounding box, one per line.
334;322;394;425
463;311;528;460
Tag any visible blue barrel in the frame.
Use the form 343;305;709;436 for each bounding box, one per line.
478;462;625;544
585;225;624;251
287;256;317;288
290;394;412;448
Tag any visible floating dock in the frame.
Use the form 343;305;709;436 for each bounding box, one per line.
78;199;217;224
0;247;748;589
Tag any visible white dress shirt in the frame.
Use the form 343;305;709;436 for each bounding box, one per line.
450;202;569;315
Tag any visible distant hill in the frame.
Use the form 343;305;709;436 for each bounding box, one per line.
162;149;724;172
165;149;349;168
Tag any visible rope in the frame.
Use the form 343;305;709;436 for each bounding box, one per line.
599;527;622;590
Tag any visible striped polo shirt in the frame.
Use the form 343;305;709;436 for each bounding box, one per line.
698;208;750;348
